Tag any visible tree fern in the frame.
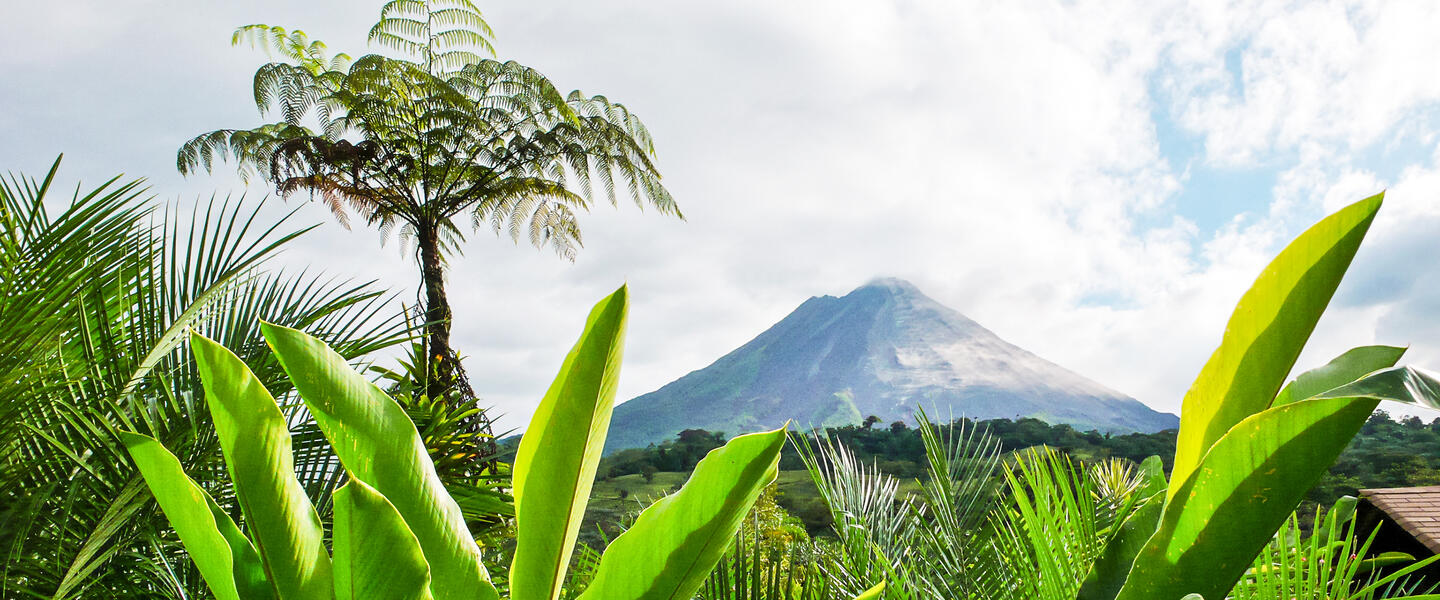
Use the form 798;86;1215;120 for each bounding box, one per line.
178;0;681;407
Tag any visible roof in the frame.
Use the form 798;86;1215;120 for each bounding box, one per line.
1362;486;1440;553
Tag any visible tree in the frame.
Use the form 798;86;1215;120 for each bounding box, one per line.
178;0;680;401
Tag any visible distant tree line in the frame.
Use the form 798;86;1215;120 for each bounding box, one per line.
595;416;1177;481
595;411;1440;506
1308;411;1440;504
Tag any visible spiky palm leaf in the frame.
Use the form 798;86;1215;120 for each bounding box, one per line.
794;427;919;597
0;157;409;599
969;446;1158;600
1230;498;1440;600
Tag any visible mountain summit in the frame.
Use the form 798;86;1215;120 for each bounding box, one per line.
605;278;1177;451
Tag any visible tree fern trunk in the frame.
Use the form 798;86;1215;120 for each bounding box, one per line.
417;224;470;400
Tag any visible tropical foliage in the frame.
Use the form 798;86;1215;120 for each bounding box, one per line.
593;409;1440;538
120;288;897;600
775;193;1440;600
0;158;408;598
9;2;1440;597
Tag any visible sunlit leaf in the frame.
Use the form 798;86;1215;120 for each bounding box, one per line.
1118;365;1440;600
262;322;497;600
120;432;274;600
1273;345;1406;407
854;581;886;599
1170;193;1382;498
333;479;433;600
510;286;627;600
192;331;331;600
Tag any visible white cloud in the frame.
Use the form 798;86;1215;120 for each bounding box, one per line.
4;0;1440;433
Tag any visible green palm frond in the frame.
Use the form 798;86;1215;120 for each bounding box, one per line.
909;411;1002;598
794;428;919;597
0;158;409;599
974;447;1106;600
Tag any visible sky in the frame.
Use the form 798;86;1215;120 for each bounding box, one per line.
4;0;1440;433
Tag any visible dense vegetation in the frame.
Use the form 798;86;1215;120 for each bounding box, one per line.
9;161;1440;600
6;1;1440;599
596;409;1440;518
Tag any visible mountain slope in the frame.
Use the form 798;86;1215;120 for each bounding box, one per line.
606;278;1177;451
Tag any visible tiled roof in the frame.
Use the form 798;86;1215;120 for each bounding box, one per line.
1362;486;1440;554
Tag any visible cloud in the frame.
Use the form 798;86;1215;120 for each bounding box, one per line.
5;0;1440;433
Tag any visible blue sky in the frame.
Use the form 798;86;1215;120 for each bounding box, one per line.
4;0;1440;430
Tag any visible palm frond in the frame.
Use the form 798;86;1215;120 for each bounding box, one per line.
794;428;919;597
0;159;409;599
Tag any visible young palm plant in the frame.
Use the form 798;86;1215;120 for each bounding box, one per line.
1229;497;1439;600
0;157;409;599
697;485;837;600
797;411;999;598
701;526;857;600
975;448;1160;600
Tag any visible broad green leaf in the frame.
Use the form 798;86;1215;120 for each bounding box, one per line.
1133;455;1166;498
1077;456;1166;600
1170;194;1382;498
192;331;331;600
855;581;886;599
510;286;627;600
1118;396;1381;600
579;427;788;600
1316;365;1440;404
120;432;274;600
333;479;433;600
261;322;497;600
1273;345;1406;406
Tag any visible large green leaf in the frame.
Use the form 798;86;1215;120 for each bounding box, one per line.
120;432;274;600
260;322;497;600
192;331;331;600
510;286;627;600
1273;345;1406;407
1169;194;1382;497
579;427;787;600
1118;397;1377;600
1316;365;1440;404
332;479;433;600
1117;362;1440;600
